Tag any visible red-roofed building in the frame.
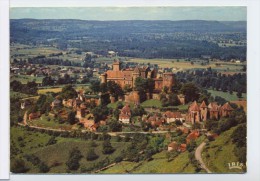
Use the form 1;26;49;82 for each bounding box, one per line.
187;101;234;124
119;104;131;124
28;112;41;121
220;102;234;117
186;130;200;144
168;141;178;151
164;111;184;123
187;101;201;124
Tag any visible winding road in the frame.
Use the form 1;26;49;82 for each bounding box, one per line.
195;141;212;173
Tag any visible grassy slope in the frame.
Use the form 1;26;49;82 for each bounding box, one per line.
207;89;247;101
201;126;244;173
101;151;196;174
11;126;130;173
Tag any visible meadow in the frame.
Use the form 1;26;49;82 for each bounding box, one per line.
201;126;242;173
207;89;247;101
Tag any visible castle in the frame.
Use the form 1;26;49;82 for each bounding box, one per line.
187;101;234;124
100;60;175;93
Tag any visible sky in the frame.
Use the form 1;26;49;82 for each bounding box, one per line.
10;7;247;21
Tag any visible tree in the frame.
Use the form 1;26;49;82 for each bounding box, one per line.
134;77;147;92
39;162;50;173
42;76;54;86
214;96;227;105
107;81;124;98
11;157;29;173
60;85;77;99
86;148;99;161
68;111;77;125
90;80;100;93
131;106;146;117
237;91;242;98
102;140;115;154
108;119;122;132
100;83;108;93
10;80;22;92
66;147;83;170
123;84;132;93
92;106;109;122
187;140;197;152
231;124;246;148
181;83;200;103
232;124;247;163
167;93;180;106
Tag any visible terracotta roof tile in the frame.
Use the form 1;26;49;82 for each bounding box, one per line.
189;101;200;111
221;102;234;111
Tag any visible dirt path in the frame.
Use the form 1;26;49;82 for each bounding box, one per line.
195;142;212;173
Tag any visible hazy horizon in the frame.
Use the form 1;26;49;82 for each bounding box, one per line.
10;7;247;21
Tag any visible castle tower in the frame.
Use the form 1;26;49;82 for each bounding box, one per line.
200;101;208;121
100;73;107;84
112;60;121;71
188;101;201;124
132;67;140;88
162;72;174;92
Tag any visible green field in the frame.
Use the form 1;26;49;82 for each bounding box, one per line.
10;90;31;99
141;99;162;108
10;44;86;64
27;115;75;131
201;126;243;173
11;75;43;84
207;89;247;101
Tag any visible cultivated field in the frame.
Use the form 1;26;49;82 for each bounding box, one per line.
127;58;245;72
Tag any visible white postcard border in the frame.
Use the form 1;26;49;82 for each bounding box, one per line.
1;0;259;180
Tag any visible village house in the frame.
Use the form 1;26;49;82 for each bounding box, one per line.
51;99;62;109
163;111;184;123
119;104;131;124
28;112;41;121
168;141;178;151
143;113;166;129
186;130;200;144
168;141;187;152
